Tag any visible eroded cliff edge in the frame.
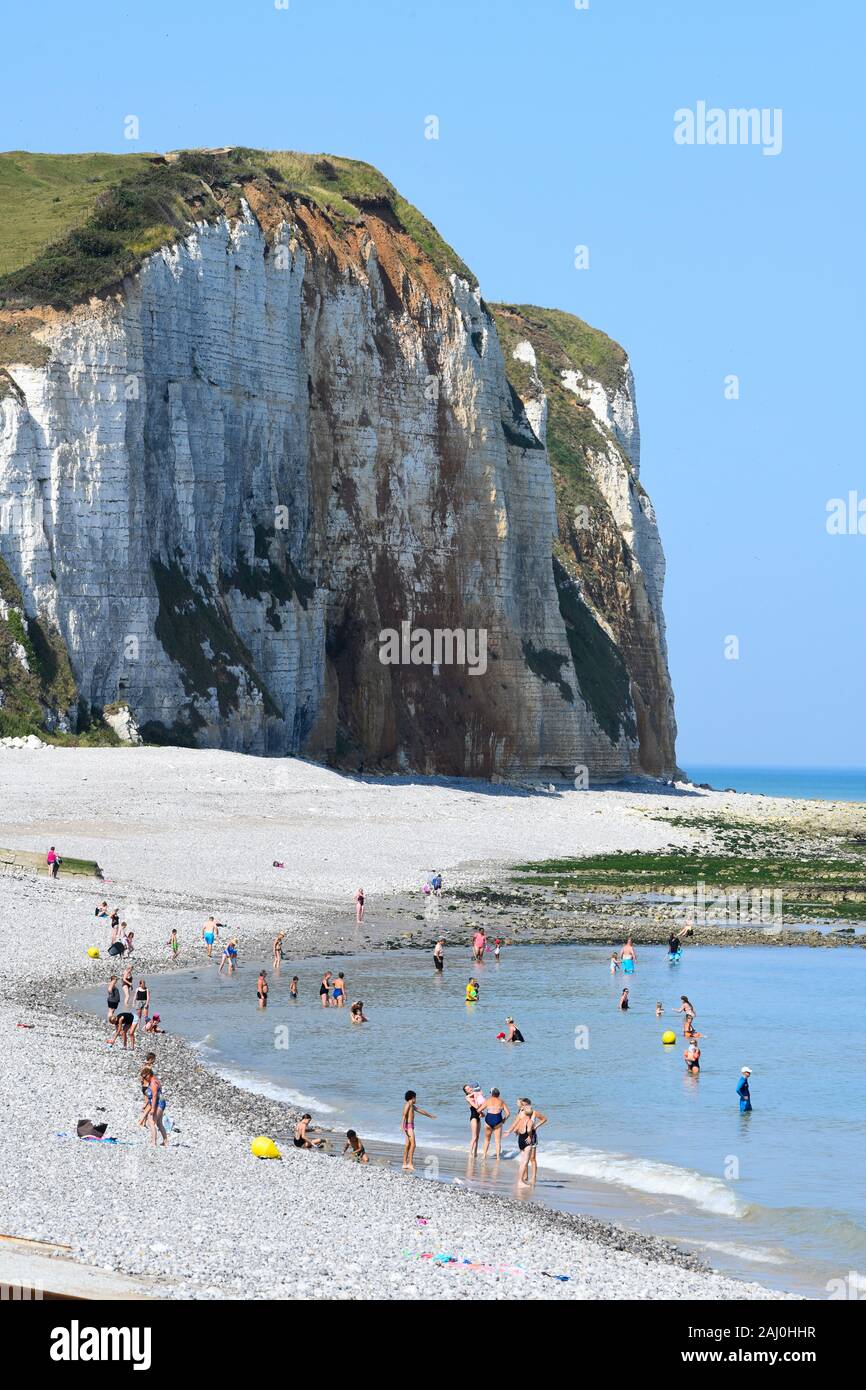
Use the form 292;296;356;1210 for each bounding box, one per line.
0;148;677;778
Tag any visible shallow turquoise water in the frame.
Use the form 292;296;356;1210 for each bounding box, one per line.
683;764;866;802
80;941;866;1296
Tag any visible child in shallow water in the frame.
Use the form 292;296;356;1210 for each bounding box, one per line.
610;953;620;974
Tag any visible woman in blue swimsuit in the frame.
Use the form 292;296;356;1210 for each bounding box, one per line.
481;1089;510;1159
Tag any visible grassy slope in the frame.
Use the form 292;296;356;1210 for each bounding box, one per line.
0;147;476;318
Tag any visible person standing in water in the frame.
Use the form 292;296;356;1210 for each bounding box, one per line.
319;971;332;1007
290;976;299;999
610;952;620;974
472;927;487;963
684;1040;701;1074
355;888;365;924
621;937;637;974
257;970;269;1009
677;995;696;1036
506;1098;547;1185
401;1090;435;1170
737;1067;753;1112
218;938;238;975
272;931;285;969
619;987;630;1011
463;1084;485;1156
504;1016;525;1042
465;978;479;1002
433;939;445;973
331;972;347;1007
481;1089;510;1159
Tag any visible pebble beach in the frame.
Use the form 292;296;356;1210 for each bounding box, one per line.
0;746;804;1300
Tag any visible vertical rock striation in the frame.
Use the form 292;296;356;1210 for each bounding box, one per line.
0;150;677;778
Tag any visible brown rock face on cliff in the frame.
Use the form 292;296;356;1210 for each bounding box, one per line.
0;149;677;780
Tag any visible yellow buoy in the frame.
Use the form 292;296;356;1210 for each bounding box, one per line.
250;1135;282;1160
662;1030;676;1045
87;947;100;959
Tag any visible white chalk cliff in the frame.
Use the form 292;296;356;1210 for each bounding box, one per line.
0;150;677;778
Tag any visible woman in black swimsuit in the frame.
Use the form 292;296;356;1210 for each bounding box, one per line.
319;972;332;1008
106;977;120;1019
462;1084;485;1156
507;1098;547;1185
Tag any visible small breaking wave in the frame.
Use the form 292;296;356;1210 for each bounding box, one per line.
535;1143;748;1217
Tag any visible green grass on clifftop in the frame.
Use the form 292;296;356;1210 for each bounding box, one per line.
0;147;476;323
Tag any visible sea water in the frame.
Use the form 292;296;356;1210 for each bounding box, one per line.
78;942;866;1297
683;764;866;802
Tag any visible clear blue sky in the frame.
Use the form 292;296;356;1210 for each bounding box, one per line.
3;0;863;767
